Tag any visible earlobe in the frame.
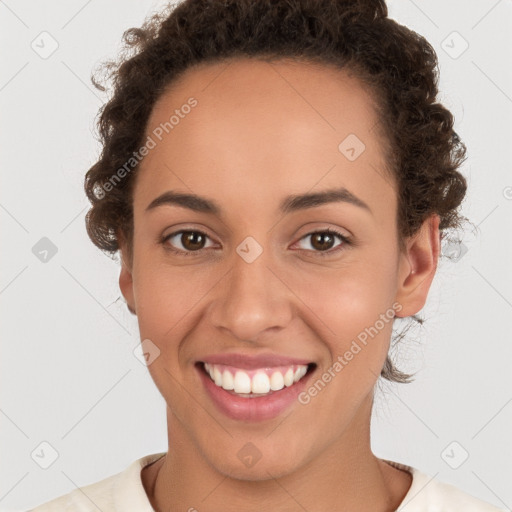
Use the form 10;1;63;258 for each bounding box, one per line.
394;214;440;318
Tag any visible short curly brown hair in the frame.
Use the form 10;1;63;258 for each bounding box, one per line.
84;0;470;384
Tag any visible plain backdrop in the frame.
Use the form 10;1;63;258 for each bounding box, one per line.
1;0;511;510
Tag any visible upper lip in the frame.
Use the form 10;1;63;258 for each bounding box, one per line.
199;352;313;370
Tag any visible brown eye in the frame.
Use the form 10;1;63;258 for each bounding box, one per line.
295;229;350;257
180;231;206;251
162;230;214;255
310;232;336;251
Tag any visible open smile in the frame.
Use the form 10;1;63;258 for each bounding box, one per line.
196;358;317;422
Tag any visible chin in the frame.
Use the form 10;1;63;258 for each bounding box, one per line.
201;435;311;482
212;456;300;482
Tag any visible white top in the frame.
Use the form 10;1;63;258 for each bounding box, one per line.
28;452;506;511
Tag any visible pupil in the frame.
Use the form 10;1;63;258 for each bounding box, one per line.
183;231;204;250
313;233;333;250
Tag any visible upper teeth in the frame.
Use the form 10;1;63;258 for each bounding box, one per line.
204;362;308;395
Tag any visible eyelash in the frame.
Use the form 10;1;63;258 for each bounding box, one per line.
160;228;351;258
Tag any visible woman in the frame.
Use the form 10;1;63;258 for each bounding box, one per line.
29;0;505;510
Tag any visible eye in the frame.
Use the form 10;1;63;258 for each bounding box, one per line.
161;230;215;256
160;228;351;257
294;228;351;257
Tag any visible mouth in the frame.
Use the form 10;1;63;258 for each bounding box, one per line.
199;361;316;398
195;358;317;421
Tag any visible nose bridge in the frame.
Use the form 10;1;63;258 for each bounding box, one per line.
209;235;293;340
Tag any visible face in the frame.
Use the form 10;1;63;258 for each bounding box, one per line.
119;58;439;480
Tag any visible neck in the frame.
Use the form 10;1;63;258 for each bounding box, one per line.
143;392;412;512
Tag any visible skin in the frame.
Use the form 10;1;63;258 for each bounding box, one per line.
118;57;440;512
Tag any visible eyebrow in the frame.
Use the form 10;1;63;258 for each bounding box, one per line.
145;187;372;216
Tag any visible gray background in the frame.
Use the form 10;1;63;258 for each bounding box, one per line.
1;0;511;510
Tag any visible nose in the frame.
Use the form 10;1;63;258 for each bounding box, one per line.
208;242;294;343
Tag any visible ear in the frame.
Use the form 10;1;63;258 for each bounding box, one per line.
118;234;136;316
394;213;441;318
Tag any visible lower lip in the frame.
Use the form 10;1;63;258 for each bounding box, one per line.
197;363;315;422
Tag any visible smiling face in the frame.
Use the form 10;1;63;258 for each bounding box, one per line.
119;57;439;481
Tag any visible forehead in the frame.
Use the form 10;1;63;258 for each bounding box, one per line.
135;57;395;220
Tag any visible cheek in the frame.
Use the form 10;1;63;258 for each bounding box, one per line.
133;261;211;339
131;265;205;411
285;260;398;384
290;261;396;333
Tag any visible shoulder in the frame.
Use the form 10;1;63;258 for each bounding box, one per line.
27;472;119;512
27;452;166;512
385;460;507;512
